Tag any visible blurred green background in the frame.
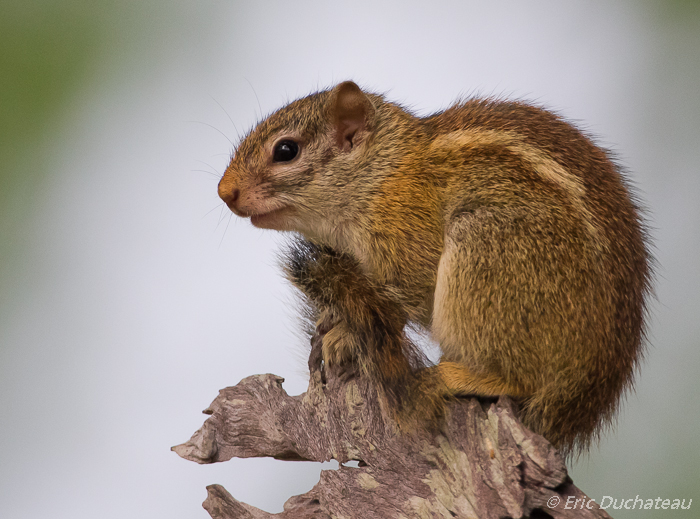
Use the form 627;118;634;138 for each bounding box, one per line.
1;1;698;517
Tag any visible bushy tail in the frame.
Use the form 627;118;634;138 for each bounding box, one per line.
520;366;624;458
283;237;449;425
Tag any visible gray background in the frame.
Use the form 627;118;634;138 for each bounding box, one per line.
1;1;698;517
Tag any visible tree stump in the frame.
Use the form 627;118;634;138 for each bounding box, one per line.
173;335;611;518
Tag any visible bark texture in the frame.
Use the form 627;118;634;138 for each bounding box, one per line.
173;337;612;519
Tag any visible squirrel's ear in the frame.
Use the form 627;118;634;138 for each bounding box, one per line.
327;81;376;152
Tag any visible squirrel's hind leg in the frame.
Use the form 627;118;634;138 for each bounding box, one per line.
431;208;542;401
431;361;529;398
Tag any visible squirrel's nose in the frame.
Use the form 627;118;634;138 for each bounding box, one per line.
218;180;241;211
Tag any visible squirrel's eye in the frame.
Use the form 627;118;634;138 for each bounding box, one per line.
273;140;299;162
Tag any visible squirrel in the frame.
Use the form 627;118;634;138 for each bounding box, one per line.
217;81;652;456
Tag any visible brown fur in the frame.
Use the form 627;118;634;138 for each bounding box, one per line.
218;81;653;457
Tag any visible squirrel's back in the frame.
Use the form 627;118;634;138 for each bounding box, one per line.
419;98;651;451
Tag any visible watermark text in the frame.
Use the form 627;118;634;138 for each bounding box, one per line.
546;495;692;511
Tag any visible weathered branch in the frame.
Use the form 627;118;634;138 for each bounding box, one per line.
173;336;611;518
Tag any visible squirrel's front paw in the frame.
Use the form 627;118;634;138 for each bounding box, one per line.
322;321;359;367
312;311;362;381
323;323;362;382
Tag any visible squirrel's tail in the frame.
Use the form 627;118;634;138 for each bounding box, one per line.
284;237;439;422
519;365;624;458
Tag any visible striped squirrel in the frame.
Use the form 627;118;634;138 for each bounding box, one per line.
217;81;652;456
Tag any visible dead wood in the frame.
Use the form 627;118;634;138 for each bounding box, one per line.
173;335;612;519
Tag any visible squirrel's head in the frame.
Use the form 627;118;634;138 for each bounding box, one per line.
218;81;378;234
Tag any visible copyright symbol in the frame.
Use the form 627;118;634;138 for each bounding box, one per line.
547;496;560;508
